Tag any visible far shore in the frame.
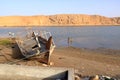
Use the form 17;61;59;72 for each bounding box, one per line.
0;24;120;28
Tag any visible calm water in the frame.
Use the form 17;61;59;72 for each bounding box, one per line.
0;26;120;49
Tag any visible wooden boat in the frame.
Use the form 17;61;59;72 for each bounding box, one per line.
15;30;55;64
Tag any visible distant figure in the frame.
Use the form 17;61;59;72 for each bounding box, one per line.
68;37;72;47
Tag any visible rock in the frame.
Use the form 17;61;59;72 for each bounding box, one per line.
49;62;54;66
89;75;99;80
42;64;48;67
75;75;81;80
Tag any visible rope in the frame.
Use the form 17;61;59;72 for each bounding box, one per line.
3;50;49;65
3;53;36;65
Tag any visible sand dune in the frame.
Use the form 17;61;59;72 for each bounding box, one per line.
0;14;120;26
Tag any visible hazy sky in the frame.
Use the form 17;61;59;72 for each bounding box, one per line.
0;0;119;17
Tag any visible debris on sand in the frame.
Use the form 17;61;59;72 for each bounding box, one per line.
78;75;117;80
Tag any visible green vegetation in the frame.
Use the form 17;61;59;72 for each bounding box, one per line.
0;39;11;45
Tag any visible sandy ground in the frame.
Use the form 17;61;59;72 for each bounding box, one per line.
51;47;120;77
0;44;120;78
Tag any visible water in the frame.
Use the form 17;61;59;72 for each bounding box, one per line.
0;26;120;49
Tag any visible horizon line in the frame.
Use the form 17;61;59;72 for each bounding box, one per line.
0;13;119;18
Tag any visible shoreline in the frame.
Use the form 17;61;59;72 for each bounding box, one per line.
0;38;120;51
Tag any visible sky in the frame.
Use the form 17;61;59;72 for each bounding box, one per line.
0;0;120;17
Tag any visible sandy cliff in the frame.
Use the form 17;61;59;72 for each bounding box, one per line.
0;14;120;26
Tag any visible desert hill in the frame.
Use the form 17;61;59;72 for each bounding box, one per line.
0;14;120;26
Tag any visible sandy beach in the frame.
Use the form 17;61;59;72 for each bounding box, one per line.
0;40;120;79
